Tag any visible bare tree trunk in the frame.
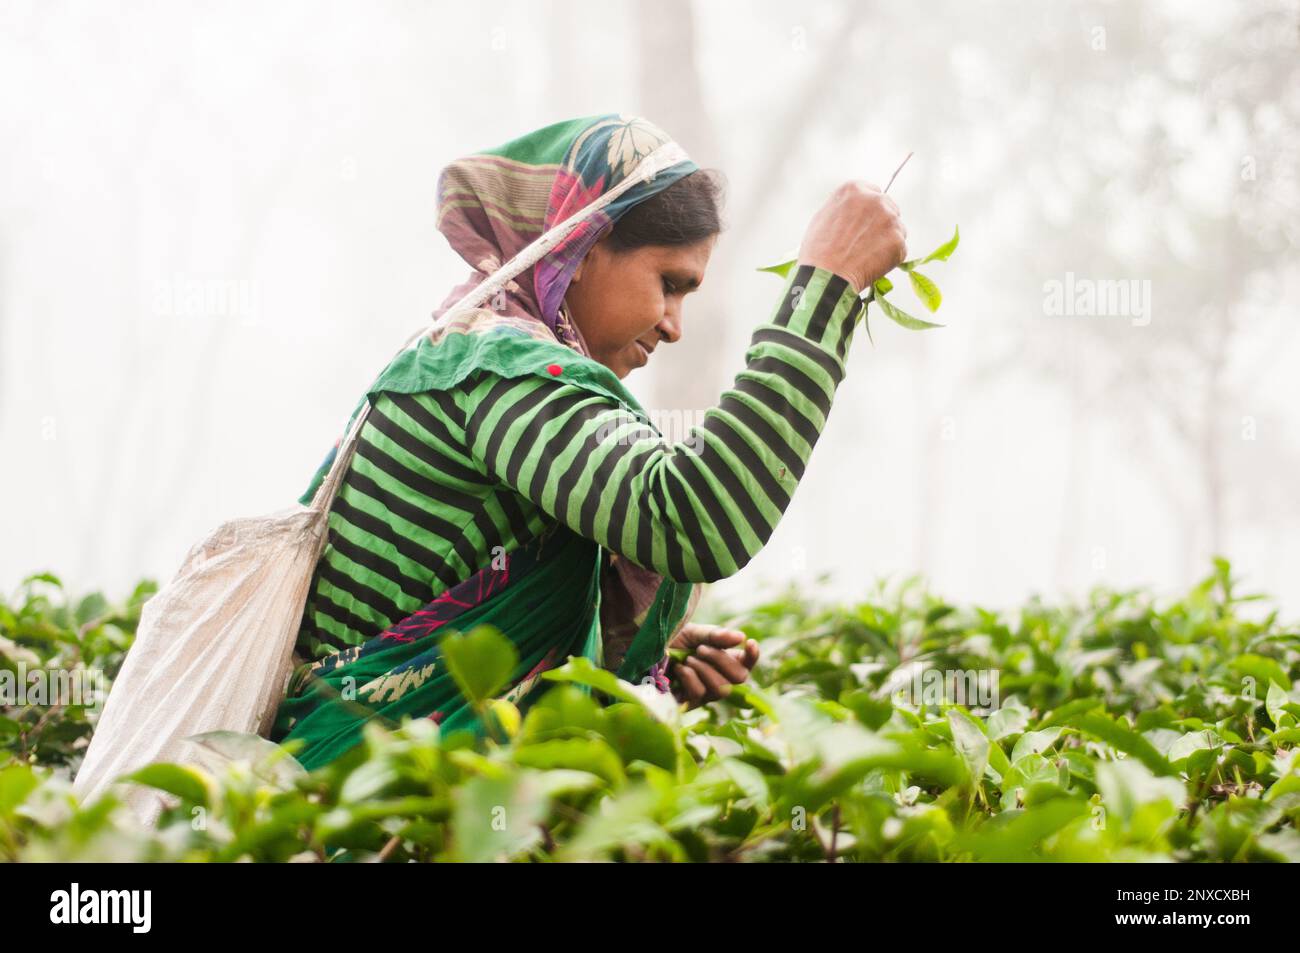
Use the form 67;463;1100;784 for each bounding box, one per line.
913;337;938;574
0;246;6;426
634;0;720;168
635;1;868;415
728;6;868;242
1053;327;1085;590
1201;312;1228;559
78;81;178;577
634;0;725;414
543;0;586;111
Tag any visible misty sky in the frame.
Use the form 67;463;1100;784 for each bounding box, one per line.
2;0;1296;621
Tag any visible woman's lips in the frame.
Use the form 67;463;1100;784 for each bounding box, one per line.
634;341;652;364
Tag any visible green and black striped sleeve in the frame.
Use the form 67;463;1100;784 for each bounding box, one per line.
460;264;866;583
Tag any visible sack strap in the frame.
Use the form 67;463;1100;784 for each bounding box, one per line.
307;140;690;515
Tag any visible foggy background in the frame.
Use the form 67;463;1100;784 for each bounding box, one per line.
2;0;1297;619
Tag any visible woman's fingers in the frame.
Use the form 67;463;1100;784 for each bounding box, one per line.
673;662;708;706
685;654;733;699
704;627;747;648
706;631;760;678
675;623;744;651
694;643;751;684
669;624;762;706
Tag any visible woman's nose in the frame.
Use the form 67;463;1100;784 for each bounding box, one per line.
656;310;683;344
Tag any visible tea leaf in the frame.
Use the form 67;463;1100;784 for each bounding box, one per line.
878;295;944;330
907;270;943;312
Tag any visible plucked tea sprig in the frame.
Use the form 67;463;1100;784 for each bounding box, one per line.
757;153;960;345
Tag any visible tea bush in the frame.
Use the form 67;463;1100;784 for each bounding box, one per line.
2;559;1297;862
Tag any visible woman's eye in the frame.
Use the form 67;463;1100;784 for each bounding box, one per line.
661;277;676;295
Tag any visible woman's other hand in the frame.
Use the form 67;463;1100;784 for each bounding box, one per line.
797;180;908;293
667;623;760;708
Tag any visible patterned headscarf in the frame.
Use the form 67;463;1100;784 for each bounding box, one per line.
432;114;699;353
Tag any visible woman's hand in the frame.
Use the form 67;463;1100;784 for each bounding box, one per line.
667;623;760;708
798;180;908;293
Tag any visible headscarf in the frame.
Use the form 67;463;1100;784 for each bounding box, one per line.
431;113;699;353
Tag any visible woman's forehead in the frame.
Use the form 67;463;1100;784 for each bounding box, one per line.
649;236;716;271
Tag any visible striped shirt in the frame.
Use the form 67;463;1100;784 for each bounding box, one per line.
296;264;864;660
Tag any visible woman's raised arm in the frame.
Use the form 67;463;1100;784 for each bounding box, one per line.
460;263;866;582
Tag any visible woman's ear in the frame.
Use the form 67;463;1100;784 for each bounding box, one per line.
573;230;616;284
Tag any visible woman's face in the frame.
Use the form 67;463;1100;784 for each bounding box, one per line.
563;233;717;379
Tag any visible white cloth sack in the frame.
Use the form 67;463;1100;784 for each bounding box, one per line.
70;142;688;828
71;502;344;828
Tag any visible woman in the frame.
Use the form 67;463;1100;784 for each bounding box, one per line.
269;114;906;769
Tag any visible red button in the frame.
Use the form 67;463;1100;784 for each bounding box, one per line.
546;363;563;376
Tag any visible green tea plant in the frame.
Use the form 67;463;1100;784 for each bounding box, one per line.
0;573;154;769
2;558;1296;862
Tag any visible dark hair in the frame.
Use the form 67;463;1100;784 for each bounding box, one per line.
606;168;727;251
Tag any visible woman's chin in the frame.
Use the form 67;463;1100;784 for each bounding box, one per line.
597;357;631;380
592;344;646;380
609;352;643;380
